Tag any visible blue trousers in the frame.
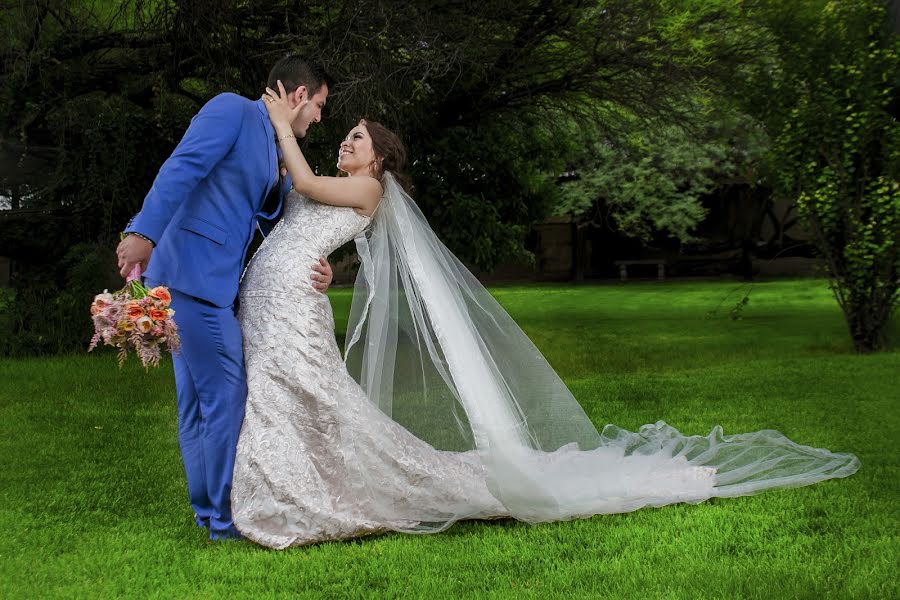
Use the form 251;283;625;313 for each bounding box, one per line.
152;281;247;539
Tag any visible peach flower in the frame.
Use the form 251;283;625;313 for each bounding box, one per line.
148;287;172;306
127;303;145;320
149;308;168;322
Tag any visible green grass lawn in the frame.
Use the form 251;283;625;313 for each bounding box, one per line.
0;279;897;598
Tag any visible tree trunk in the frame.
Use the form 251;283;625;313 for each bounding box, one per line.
573;224;587;283
841;296;893;353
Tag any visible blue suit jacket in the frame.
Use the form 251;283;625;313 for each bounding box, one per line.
126;94;291;307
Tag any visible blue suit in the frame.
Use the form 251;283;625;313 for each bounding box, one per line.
126;93;289;539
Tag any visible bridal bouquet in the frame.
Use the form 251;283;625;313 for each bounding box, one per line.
89;268;180;369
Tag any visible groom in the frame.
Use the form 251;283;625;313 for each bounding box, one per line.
116;55;333;540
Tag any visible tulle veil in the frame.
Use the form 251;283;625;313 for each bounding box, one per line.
341;172;859;532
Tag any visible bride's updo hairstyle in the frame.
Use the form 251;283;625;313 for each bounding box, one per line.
359;119;413;193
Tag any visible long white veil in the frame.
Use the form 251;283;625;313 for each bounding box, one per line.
343;172;859;531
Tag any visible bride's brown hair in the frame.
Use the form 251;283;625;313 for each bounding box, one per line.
359;119;413;193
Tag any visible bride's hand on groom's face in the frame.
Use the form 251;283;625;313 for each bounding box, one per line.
310;256;333;293
263;80;304;133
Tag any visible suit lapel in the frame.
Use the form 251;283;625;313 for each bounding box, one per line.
255;99;278;210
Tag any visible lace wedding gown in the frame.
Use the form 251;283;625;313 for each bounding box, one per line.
233;188;859;550
233;193;505;549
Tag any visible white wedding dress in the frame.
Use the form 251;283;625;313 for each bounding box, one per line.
233;193;505;549
232;184;859;550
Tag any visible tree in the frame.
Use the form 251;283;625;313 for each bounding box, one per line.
0;0;766;354
550;102;772;281
2;0;767;264
553;108;769;243
753;0;899;352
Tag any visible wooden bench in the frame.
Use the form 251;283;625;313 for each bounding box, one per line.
614;259;667;282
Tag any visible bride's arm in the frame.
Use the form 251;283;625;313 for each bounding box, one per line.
264;81;382;215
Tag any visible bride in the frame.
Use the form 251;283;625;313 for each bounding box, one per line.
231;82;859;549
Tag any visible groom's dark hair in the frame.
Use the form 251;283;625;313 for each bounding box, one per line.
267;55;332;96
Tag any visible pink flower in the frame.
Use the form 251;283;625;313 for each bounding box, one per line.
91;291;116;315
135;316;154;334
92;314;112;330
93;291;114;309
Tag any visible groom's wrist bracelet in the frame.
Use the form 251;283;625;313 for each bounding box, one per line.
122;231;156;247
